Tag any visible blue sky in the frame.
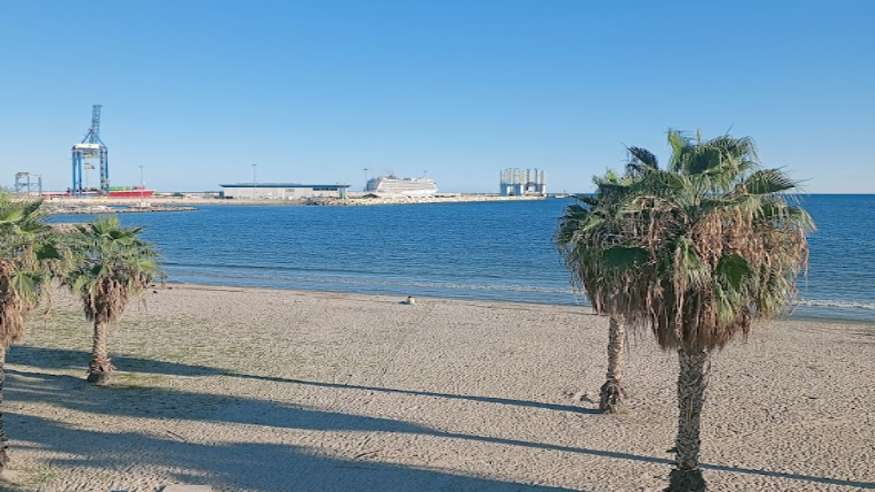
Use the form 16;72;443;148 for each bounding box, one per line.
2;1;873;193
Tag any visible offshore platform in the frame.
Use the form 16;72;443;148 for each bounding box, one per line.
71;105;109;196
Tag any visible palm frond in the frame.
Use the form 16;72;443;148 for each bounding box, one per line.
0;192;57;348
62;215;163;323
602;246;648;271
741;169;797;195
627;146;659;171
714;254;754;293
560;131;814;351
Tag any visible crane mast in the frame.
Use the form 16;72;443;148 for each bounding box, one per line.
90;104;101;141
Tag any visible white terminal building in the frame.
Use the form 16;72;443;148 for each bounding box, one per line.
219;183;350;200
500;168;546;196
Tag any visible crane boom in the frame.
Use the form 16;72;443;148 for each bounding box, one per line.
91;104;102;139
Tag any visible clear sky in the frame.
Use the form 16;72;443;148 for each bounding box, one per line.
2;0;873;193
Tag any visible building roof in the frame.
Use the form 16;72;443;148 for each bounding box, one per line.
219;183;351;189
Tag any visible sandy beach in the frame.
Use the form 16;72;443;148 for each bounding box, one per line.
4;285;873;492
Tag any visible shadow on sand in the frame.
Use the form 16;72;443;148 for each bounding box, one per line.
6;346;875;491
6;367;587;492
11;345;597;414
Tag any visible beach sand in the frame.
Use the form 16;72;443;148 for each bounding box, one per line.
4;285;873;491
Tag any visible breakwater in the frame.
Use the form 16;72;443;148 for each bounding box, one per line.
310;194;546;206
45;204;197;215
43;194;547;209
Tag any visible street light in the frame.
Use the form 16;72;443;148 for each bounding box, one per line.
252;164;258;199
139;165;145;202
364;168;369;191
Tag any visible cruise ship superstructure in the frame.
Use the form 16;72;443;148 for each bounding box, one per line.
365;176;439;197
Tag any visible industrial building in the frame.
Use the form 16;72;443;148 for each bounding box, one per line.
219;183;350;200
500;168;546;196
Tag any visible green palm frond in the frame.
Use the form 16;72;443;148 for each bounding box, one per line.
627;146;659;171
741;169;796;195
666;129;690;170
0;191;59;347
0;207;25;225
9;271;44;301
601;246;648;271
63;215;163;323
559;131;814;351
673;237;709;291
715;254;754;293
35;243;61;261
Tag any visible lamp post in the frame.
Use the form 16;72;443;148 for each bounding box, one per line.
139;165;144;198
252;164;258;199
364;168;368;191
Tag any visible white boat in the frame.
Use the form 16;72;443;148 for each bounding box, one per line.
365;176;438;197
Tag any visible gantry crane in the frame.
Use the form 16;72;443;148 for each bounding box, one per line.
14;172;42;196
71;105;109;196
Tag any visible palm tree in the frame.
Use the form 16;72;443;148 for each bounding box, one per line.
64;215;161;385
0;193;62;472
557;149;658;413
558;173;628;412
589;130;814;491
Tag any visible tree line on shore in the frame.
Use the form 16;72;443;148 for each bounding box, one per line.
0;129;814;492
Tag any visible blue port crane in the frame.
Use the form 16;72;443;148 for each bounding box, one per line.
71;104;109;196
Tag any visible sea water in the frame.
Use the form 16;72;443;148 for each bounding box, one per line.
48;194;875;323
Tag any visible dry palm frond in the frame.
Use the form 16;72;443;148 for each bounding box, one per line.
0;261;28;347
595;132;815;352
64;215;162;324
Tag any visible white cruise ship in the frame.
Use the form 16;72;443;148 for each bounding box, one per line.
364;176;439;197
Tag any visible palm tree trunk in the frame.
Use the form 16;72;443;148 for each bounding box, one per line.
599;315;627;413
87;320;114;385
0;348;9;471
666;348;710;492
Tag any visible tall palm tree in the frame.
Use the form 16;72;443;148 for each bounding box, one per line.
0;192;62;472
591;130;814;491
557;149;658;413
64;215;161;385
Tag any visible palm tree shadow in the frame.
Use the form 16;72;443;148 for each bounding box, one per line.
9;413;586;492
5;369;596;491
6;366;874;490
9;345;226;377
9;345;598;414
6;367;580;437
235;375;599;414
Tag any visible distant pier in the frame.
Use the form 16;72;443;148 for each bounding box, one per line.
309;193;547;206
44;203;197;215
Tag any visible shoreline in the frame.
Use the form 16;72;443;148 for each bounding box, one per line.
7;283;874;491
162;281;875;327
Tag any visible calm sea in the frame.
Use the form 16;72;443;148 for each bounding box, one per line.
48;195;875;324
